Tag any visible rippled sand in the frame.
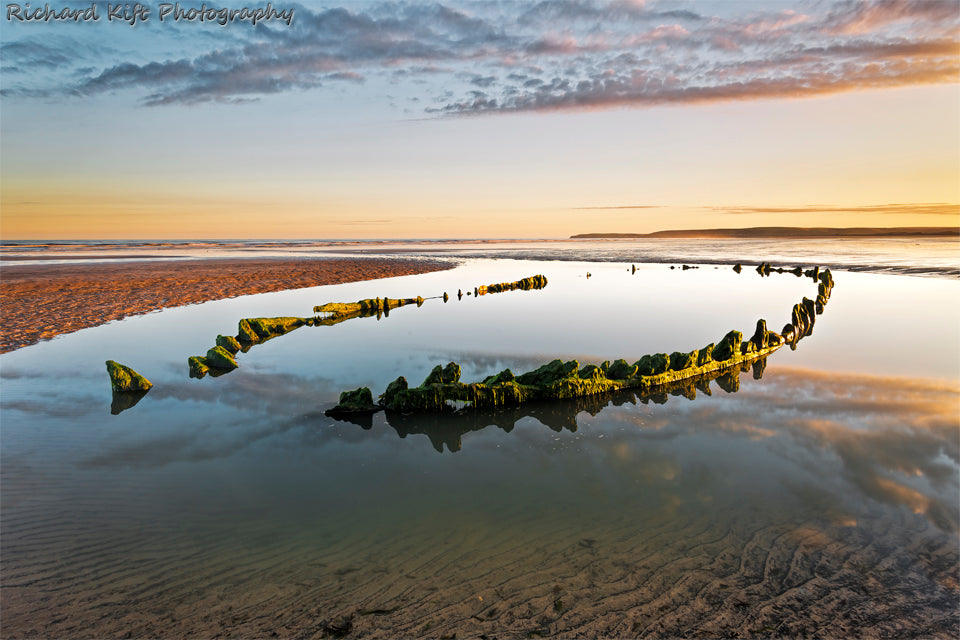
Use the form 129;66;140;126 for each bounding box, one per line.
2;494;955;639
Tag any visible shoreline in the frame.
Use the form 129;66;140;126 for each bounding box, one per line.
0;257;453;354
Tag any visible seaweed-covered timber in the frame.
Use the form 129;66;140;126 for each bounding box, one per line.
373;326;782;413
381;359;768;453
105;360;153;415
216;334;241;355
190;316;308;378
477;274;548;295
106;360;153;392
239;317;307;343
186;276;551;382
326;387;378;417
189;356;210;379
205;346;239;370
326;266;836;417
314;297;424;318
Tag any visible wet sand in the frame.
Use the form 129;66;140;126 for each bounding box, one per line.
0;257;452;353
2;499;954;639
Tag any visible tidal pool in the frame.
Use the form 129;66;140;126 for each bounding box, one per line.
1;260;957;638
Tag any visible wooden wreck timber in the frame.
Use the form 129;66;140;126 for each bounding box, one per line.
105;360;153;393
314;296;425;318
381;358;769;453
105;360;153;415
187;275;549;380
367;328;784;414
189;316;307;378
476;274;548;295
327;267;835;416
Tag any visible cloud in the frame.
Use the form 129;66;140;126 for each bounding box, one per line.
718;203;960;216
1;0;957;112
823;0;960;35
598;365;960;531
570;205;662;210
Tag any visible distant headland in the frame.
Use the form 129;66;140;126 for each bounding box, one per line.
570;227;958;239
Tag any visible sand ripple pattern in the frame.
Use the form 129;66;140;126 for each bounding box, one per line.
2;486;956;639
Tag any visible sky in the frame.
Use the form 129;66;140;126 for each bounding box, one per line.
1;0;958;239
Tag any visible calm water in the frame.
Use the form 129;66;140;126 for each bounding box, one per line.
1;257;958;638
2;237;958;277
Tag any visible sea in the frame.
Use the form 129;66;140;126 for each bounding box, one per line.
1;236;958;277
1;237;958;638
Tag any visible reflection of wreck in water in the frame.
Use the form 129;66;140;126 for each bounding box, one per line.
374;357;769;453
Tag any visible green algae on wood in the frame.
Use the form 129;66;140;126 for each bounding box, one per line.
606;359;638;380
423;362;462;385
245;317;306;340
216;334;241;355
105;360;153;415
237;319;260;344
188;356;211;379
476;274;548;295
315;297;420;318
379;326;784;414
636;353;670;376
378;360;769;453
105;360;153;392
326;387;378;416
205;345;239;370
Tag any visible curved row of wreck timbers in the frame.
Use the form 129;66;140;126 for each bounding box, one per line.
105;264;834;418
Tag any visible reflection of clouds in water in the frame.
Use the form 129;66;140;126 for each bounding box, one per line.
55;363;960;532
1;368;52;380
150;370;344;415
592;366;959;532
415;350;557;382
755;368;958;532
3;392;102;418
77;371;392;469
77;410;389;470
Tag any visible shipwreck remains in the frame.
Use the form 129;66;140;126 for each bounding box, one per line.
105;360;153;415
187;275;549;380
188;316;308;378
380;357;769;453
327;267;835;417
476;274;548;295
356;326;783;414
106;360;153;393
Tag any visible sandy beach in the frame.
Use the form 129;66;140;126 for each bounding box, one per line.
0;257;452;354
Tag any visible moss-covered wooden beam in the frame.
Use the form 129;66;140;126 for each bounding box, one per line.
189;317;307;378
379;357;769;453
363;327;783;414
105;360;153;415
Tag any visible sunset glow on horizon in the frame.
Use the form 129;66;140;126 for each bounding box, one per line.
1;0;958;240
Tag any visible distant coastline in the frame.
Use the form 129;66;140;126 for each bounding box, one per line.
571;227;959;239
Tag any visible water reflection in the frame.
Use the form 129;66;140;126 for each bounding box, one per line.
378;359;765;454
110;389;148;414
2;363;956;638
